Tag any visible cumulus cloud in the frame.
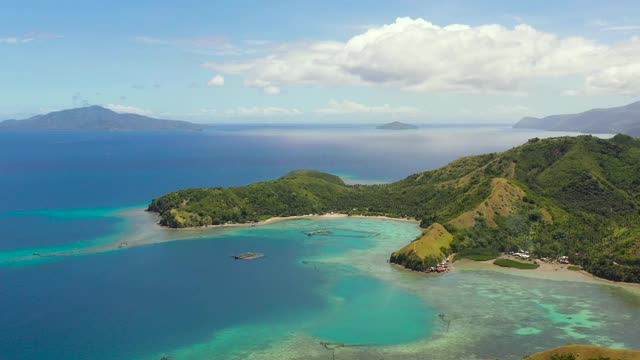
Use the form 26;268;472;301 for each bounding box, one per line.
205;17;640;95
316;100;419;114
585;63;640;95
104;104;153;116
207;75;225;87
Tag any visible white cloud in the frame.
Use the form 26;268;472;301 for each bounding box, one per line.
205;17;640;96
104;104;153;116
233;107;302;117
0;37;31;44
1;33;62;44
316;100;419;115
263;85;281;95
207;75;225;87
585;63;640;95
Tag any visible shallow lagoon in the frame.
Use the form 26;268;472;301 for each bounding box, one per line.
1;212;639;360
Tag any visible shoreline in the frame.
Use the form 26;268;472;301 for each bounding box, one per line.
6;210;421;264
455;255;640;293
155;212;422;231
390;252;640;293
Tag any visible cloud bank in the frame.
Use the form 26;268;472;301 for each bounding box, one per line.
205;17;640;95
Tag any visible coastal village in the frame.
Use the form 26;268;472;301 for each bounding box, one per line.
418;251;575;275
508;250;571;264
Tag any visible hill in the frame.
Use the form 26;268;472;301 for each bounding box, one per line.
148;135;640;283
376;121;418;130
0;106;204;131
514;101;640;137
524;344;640;360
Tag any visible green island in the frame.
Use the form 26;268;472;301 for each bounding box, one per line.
494;258;540;269
148;135;640;283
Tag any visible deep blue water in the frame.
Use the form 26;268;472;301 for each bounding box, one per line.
0;125;604;359
0;215;120;250
0;125;566;212
0;236;325;360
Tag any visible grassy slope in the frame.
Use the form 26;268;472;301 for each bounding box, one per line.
148;135;640;282
525;344;640;360
389;223;453;270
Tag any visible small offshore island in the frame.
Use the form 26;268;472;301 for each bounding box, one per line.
376;121;418;130
148;134;640;284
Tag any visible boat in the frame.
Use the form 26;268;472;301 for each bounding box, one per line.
231;252;265;260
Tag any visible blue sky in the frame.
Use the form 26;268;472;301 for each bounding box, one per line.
1;0;639;123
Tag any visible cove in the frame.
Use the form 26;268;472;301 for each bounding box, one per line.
0;213;435;360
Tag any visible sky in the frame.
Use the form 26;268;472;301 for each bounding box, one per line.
1;0;639;123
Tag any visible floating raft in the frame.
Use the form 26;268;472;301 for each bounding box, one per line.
231;252;264;260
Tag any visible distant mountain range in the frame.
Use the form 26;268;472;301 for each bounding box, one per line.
0;106;204;131
376;121;418;130
513;100;640;137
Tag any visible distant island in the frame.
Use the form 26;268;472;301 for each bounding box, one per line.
376;121;418;130
514;100;640;137
0;105;204;131
149;135;640;284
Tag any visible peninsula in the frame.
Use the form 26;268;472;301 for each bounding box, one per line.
514;100;640;137
0;105;204;131
149;135;640;283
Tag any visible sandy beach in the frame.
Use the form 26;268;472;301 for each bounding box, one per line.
159;212;421;231
454;255;640;294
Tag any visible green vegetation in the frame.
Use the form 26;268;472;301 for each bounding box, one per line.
494;258;540;269
149;135;640;283
455;248;501;261
389;223;452;271
568;265;582;271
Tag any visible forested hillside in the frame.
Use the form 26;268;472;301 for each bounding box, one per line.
149;135;640;283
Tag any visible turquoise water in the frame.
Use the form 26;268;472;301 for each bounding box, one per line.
1;128;635;359
310;275;434;345
0;211;440;359
3;209;640;359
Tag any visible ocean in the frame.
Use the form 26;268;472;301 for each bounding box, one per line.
1;125;638;360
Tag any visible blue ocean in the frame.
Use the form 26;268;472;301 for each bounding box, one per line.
2;125;639;360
